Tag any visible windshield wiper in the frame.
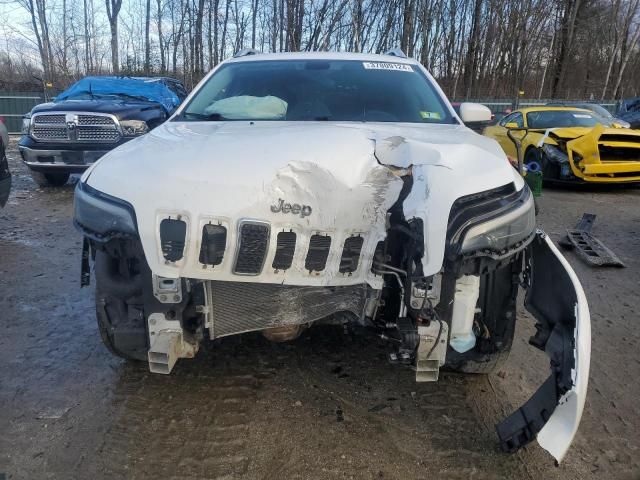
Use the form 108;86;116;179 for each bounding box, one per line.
180;112;227;121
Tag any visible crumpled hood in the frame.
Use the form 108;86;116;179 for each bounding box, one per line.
84;121;522;282
546;126;637;141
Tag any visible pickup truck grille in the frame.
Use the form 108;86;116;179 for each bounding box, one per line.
31;112;121;143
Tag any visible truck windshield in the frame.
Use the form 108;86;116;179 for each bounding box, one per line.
178;60;455;124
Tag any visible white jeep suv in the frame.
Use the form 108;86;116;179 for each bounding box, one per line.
73;51;590;462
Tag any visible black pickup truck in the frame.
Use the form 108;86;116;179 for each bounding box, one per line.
19;76;187;186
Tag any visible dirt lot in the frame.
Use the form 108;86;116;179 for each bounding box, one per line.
1;137;639;480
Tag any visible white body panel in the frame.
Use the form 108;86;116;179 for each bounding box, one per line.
536;235;591;463
84;121;521;284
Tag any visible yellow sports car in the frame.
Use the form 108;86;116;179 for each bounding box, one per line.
483;106;640;183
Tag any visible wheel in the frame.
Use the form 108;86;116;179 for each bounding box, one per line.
30;170;70;187
94;250;148;361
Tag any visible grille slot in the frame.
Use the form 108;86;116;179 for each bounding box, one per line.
159;218;187;262
272;231;296;270
305;234;331;272
199;224;227;266
32;127;68;139
78;115;115;125
77;127;120;141
33;114;65;124
339;236;364;273
234;222;270;275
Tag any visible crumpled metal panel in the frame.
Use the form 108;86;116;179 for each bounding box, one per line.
207;281;367;338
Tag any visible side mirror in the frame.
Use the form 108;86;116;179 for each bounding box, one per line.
504;122;519;129
459;102;492;123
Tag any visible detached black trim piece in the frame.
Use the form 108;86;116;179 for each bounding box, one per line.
160;218;187;262
495;233;577;453
305;234;331;272
496;375;558;452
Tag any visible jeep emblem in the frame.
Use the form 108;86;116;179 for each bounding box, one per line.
270;198;312;217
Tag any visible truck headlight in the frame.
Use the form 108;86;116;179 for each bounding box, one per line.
120;120;149;137
448;184;536;255
73;181;137;239
21;116;31;135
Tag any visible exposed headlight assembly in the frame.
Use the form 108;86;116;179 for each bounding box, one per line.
73;181;137;240
120;120;149;137
447;184;535;256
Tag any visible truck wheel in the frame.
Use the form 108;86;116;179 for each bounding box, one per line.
94;250;148;361
30;171;70;187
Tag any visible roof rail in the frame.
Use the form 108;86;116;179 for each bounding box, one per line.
384;48;407;59
234;48;261;58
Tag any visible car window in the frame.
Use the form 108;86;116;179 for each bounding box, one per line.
178;60;456;124
500;112;523;128
526;110;607;129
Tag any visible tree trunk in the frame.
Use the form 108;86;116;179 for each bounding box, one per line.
145;0;151;73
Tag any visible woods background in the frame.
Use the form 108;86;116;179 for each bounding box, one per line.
0;0;639;100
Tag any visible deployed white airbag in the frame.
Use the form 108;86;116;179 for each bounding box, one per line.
204;95;288;120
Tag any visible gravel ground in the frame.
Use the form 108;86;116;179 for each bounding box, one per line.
0;137;638;480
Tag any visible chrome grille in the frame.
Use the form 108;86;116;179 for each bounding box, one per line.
30;112;121;143
77;127;120;141
77;115;114;126
33;114;65;124
32;127;67;139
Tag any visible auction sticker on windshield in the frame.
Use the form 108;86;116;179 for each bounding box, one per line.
362;62;413;72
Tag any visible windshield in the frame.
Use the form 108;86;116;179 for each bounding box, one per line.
179;60;455;123
526;110;609;129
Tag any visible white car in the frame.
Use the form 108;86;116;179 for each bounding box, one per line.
73;51;590;462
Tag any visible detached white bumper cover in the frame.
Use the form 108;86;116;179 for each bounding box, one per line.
497;231;590;463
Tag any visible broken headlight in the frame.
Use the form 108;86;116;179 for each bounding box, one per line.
120;120;149;137
73;181;137;239
460;187;535;253
447;184;535;255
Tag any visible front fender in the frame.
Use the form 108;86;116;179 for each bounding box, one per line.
496;230;590;463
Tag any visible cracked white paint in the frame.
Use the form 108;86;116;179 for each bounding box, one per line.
83;120;523;284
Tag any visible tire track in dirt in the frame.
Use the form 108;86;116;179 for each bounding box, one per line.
96;357;262;479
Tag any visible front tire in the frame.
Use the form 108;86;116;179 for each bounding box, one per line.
30;170;70;187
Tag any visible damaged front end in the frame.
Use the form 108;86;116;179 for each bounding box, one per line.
541;125;640;183
74;125;589;462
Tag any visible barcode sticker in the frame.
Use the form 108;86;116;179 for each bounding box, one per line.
362;62;413;72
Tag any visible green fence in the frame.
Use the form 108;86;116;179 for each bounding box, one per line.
0;92;48;134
